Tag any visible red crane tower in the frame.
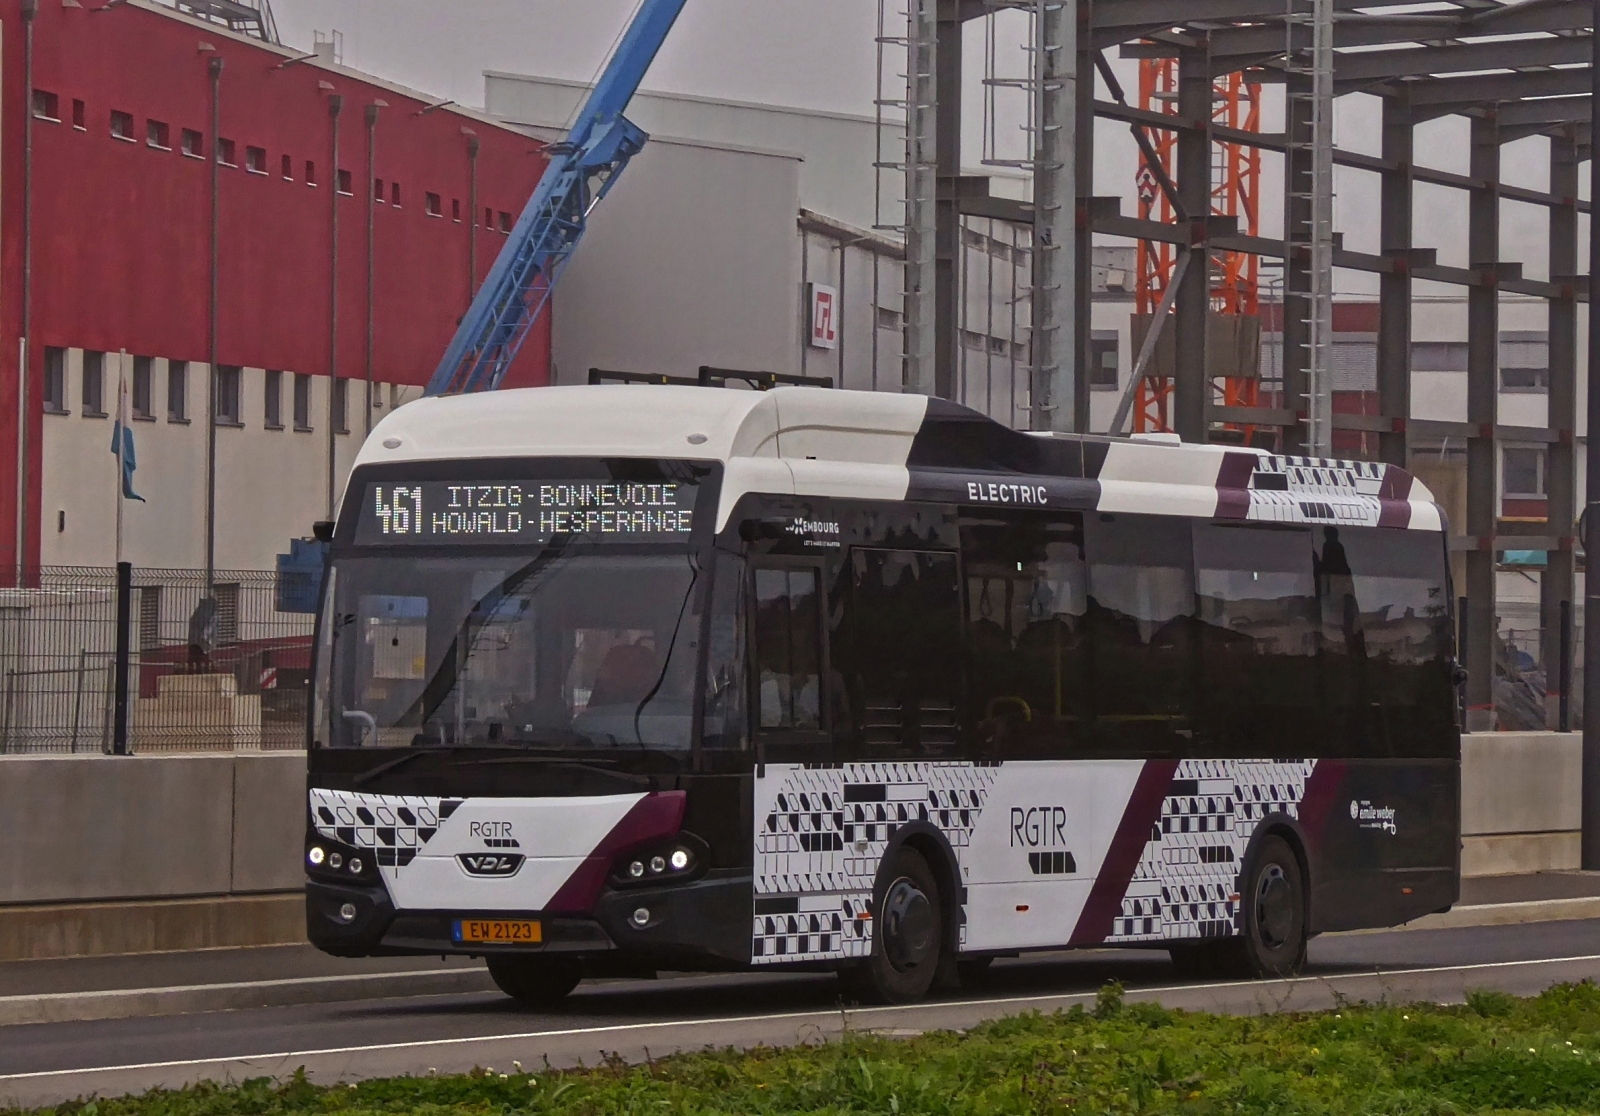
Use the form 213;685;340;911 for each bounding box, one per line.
1132;61;1263;439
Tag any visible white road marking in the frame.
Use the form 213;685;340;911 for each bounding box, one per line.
4;952;1600;1084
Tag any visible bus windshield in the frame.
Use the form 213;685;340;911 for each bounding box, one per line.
316;549;701;750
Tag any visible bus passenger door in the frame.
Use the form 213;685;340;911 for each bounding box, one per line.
841;549;963;758
749;560;831;763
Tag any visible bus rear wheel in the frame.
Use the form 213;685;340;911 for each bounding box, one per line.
1237;835;1307;978
486;954;583;1008
846;847;943;1004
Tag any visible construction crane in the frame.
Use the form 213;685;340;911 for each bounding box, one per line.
1132;58;1263;442
425;0;689;396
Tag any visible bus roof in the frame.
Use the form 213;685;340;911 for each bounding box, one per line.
358;385;1441;533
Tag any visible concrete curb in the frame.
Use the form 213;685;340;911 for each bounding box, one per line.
1399;896;1600;932
0;968;497;1027
5;896;1598;1028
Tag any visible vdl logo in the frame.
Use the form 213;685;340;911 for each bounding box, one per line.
458;854;524;877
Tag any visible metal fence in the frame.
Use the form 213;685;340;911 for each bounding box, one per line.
0;566;314;754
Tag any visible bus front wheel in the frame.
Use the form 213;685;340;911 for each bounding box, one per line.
486;954;583;1008
846;847;943;1004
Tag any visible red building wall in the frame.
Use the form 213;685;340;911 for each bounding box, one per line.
0;1;550;572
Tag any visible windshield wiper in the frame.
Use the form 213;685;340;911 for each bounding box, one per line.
353;750;433;786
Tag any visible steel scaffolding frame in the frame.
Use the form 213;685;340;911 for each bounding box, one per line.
891;0;1597;856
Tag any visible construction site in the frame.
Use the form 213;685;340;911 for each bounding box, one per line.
5;2;1600;1102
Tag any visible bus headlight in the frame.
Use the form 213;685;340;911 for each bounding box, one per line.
609;834;706;888
308;847;326;866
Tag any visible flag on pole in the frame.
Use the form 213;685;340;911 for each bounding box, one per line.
111;369;145;503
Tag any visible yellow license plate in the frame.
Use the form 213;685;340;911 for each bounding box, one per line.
453;918;542;944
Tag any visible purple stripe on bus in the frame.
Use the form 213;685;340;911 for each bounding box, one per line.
544;791;687;914
1214;452;1257;520
1070;759;1179;945
1377;467;1414;529
1295;757;1345;866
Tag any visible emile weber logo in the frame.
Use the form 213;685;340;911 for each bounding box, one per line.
1350;799;1397;835
1011;805;1078;875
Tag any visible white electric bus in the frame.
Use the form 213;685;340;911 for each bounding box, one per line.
306;384;1459;1005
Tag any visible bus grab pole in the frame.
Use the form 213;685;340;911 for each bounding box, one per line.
1582;19;1600;871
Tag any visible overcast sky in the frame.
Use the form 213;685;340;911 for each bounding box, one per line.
267;1;1581;295
270;1;882;114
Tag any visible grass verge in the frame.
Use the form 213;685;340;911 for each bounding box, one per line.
11;981;1600;1115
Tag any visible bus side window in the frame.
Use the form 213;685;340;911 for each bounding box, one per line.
1192;521;1318;757
843;549;963;760
1083;514;1195;755
960;512;1087;758
1325;526;1455;758
752;566;825;734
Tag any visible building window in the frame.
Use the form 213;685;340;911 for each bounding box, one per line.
293;373;312;431
245;146;267;174
425;192;442;218
82;351;106;416
876;305;902;331
264;370;283;429
498;211;513;233
484;206;493;229
374;177;385;202
305;160;317;186
42;348;67;414
1088;331;1120;390
281;153;293;180
1410;341;1467;372
110;110;135;141
216;138;236;166
181;128;203;158
390;181;401;207
215;365;242;425
71;99;86;130
331;377;349;434
32;90;59;121
1503;447;1546;499
1501;331;1550;393
147;120;170;150
167;360;188;422
132;356;154;419
452;198;461;222
336;168;353;195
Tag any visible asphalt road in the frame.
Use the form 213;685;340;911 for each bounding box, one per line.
3;919;1598;1108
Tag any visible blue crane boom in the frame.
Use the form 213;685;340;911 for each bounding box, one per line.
425;0;689;396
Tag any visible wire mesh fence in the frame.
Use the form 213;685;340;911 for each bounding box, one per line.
0;566;315;754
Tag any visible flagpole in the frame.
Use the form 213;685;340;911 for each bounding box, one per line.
115;349;126;565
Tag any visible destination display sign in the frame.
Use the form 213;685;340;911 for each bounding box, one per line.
353;480;695;546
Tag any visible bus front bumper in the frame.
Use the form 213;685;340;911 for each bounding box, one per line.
306;875;752;966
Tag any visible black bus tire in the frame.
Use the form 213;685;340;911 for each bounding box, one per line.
485;954;583;1008
1237;835;1308;978
848;847;943;1004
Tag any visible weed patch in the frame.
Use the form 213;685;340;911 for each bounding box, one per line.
10;981;1600;1115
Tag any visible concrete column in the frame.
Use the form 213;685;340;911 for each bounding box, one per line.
1464;112;1501;730
1173;42;1212;443
1282;73;1314;455
1542;131;1579;729
1376;93;1413;469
